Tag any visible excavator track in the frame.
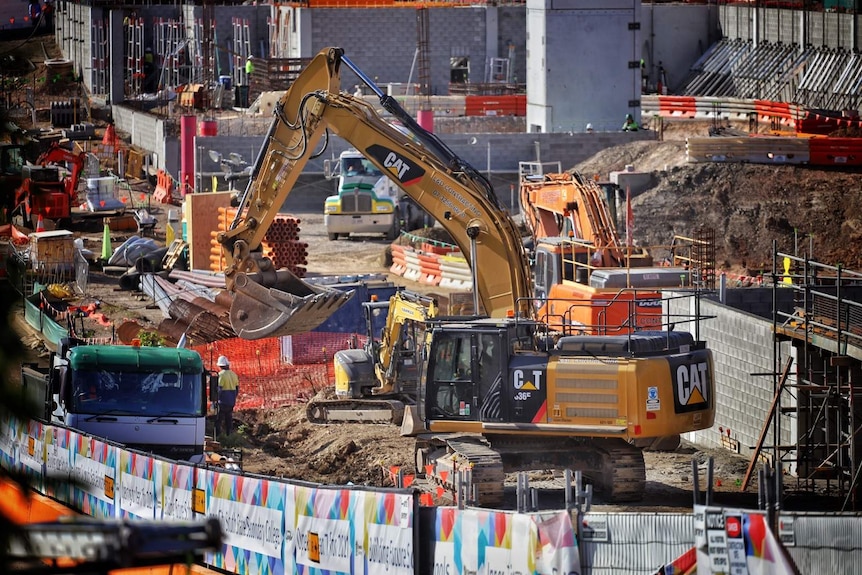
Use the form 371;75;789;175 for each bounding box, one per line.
305;399;406;425
419;435;647;505
491;437;646;503
595;440;647;502
418;435;506;508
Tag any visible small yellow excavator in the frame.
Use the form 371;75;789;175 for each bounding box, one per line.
306;289;437;425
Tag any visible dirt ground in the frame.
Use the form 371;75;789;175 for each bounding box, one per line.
5;33;859;512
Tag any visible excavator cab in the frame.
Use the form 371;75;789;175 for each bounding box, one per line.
422;320;532;424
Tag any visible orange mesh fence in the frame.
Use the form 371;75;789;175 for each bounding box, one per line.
191;331;368;410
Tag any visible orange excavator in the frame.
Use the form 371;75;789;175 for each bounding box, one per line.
518;161;706;335
14;142;88;229
519;161;629;268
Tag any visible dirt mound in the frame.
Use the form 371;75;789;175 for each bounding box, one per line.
236;405;415;487
572;129;862;274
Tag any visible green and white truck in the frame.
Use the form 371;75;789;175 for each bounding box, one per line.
323;148;429;240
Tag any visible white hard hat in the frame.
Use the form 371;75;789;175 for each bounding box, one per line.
217;355;230;367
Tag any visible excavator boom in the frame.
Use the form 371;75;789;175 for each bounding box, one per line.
218;47;532;339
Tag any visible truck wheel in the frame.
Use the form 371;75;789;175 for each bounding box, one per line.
327;233;339;241
385;222;399;241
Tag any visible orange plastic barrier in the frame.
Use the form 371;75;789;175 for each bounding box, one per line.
152;170;174;204
808;137;862;166
389;244;408;276
464;95;526;117
796;111;862;135
418;252;443;285
754;99;797;126
658;95;698;117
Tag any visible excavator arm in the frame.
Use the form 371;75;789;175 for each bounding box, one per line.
218;47;532;339
520;169;625;266
36;142;87;203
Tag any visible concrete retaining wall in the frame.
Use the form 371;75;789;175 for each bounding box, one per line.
111;105;656;181
669;295;795;472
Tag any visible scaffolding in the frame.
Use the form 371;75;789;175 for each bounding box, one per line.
91;17;109;96
154;18;190;91
233;18;252;88
125;15;145;98
770;245;862;511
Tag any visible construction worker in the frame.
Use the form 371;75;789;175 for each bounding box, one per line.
242;55;254;107
622;113;640;132
41;0;53;31
28;0;42;28
143;47;156;91
215;355;239;437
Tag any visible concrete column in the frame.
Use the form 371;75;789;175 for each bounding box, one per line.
485;6;499;83
109;9;125;106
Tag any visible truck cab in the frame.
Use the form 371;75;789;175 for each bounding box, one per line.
34;339;211;463
323;149;431;241
323;149;400;241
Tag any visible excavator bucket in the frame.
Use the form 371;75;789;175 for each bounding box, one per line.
228;270;353;340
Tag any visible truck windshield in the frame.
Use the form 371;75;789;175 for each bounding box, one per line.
341;157;382;178
70;370;203;417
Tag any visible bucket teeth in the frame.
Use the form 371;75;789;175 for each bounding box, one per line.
228;271;353;339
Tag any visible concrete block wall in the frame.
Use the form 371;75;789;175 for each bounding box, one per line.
112;104;656;183
306;7;518;95
670;296;794;467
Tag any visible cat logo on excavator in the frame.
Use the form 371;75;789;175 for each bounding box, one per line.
672;358;711;413
366;144;425;185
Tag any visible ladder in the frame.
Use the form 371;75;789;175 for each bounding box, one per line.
233;17;252;87
125;15;144;98
91;17;109;95
155;18;187;90
268;8;291;59
487;57;510;83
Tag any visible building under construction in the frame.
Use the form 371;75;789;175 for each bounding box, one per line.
771;251;862;511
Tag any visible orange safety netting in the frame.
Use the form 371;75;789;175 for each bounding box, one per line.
191;330;368;411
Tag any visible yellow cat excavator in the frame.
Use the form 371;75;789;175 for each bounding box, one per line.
217;47;715;504
306;289;438;425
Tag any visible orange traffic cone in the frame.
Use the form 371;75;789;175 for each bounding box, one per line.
35;214;45;233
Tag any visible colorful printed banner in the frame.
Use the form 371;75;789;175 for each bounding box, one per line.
206;470;286;574
17;419;45;490
157;458;195;521
70;433;117;519
119;451;156;519
43;425;72;503
4;420;584;575
433;507;580;575
362;490;414;575
694;505;796;575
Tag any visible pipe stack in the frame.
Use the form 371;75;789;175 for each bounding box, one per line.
209;208;307;277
